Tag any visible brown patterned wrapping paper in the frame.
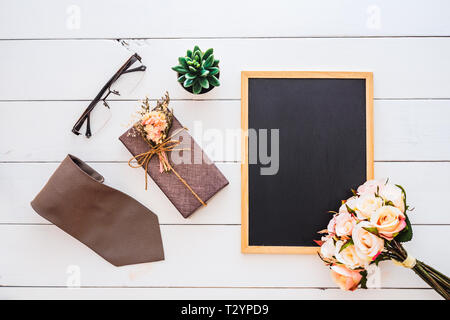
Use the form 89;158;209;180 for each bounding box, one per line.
119;116;229;218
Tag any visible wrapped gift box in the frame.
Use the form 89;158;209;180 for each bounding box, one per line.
119;117;229;218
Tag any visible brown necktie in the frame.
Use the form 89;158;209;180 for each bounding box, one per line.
30;154;164;266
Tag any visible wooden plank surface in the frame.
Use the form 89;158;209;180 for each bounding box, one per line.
2;162;450;225
0;287;442;300
1;1;449;300
0;162;241;225
2;100;450;162
1;0;449;39
1;38;450;101
0;100;241;162
0;225;447;288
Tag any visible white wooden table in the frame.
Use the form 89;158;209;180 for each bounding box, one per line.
0;0;449;300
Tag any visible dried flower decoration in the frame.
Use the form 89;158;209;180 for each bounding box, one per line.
126;92;206;207
133;92;173;147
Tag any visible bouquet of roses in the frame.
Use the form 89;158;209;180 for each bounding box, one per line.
317;179;450;299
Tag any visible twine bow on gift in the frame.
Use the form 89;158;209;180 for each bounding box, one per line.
127;127;207;207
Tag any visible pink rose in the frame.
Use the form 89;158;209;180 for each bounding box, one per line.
357;179;386;196
339;196;357;214
370;206;406;240
334;212;356;237
327;215;336;234
379;183;405;213
335;241;367;269
354;194;383;220
330;265;362;291
320;237;336;259
352;221;384;262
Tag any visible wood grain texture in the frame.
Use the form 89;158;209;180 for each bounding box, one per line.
0;287;442;300
0;100;241;162
0;163;240;225
240;71;373;254
2;100;450;162
366;73;375;178
1;162;450;225
0;225;448;288
1;38;450;100
1;0;449;39
374;100;450;160
240;72;249;252
1;1;449;300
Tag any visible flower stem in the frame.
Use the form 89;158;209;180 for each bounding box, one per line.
421;262;450;285
386;242;449;300
413;262;450;300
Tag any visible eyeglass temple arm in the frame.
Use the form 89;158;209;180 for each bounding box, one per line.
72;54;146;137
122;65;147;74
72;69;131;135
71;79;113;137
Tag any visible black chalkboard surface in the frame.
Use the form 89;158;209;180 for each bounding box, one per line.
241;72;373;254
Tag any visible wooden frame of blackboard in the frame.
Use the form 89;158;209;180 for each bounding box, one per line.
241;71;374;254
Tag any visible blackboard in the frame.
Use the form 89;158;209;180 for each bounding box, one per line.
241;71;373;254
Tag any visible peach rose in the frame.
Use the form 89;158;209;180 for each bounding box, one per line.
354;194;383;220
335;241;367;269
352;221;384;262
379;183;405;212
357;179;386;196
334;212;356;237
320;237;336;259
330;265;362;291
370;205;406;240
339;196;357;214
327;215;336;234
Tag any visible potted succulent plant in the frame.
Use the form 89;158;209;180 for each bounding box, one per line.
172;45;220;94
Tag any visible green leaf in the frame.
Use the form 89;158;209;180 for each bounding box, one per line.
345;204;357;217
394;183;412;243
185;73;197;80
177;75;186;83
193;80;202;94
339;239;354;253
200;69;209;77
207;75;220;87
363;226;379;235
199;77;209;89
207;67;220;76
395;184;408;214
194;50;202;61
188;66;197;73
203;48;214;60
178;57;189;69
183;78;194;88
359;270;368;289
193;45;200;54
172;65;188;74
395;213;413;242
186;50;192;58
213;59;220;67
375;186;380;197
204;54;214;68
384;200;395;207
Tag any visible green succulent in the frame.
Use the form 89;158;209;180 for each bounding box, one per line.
172;45;220;94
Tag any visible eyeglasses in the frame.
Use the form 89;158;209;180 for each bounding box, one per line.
72;53;147;138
